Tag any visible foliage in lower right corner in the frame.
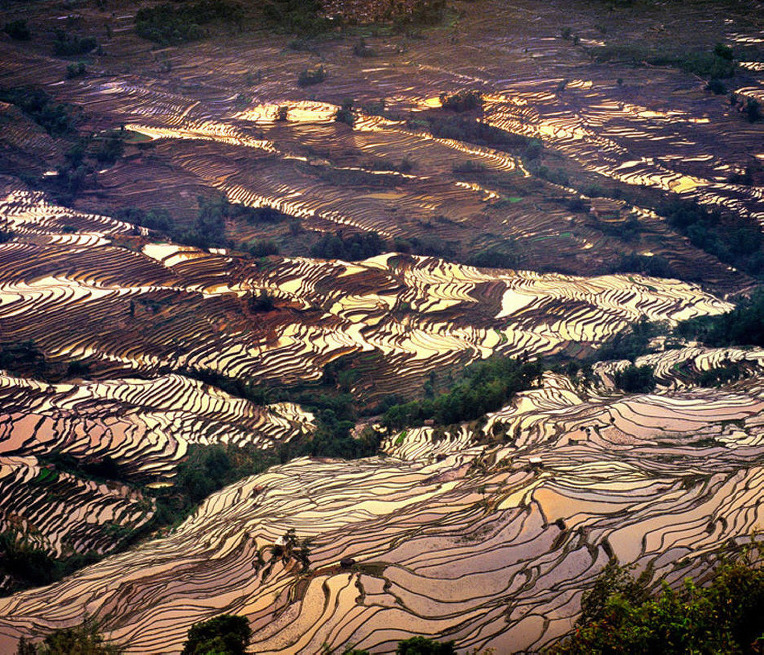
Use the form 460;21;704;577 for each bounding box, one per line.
548;541;764;654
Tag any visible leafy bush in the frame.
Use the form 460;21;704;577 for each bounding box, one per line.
550;542;764;654
297;65;326;87
65;62;87;79
353;38;376;58
334;98;355;126
4;19;30;41
247;239;280;257
182;615;251;655
706;78;727;95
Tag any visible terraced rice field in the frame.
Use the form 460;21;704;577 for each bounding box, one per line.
0;0;762;650
1;362;763;653
0;187;731;398
0;0;761;290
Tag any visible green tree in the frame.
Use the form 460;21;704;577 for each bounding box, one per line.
181;615;252;655
396;637;457;655
549;541;764;654
15;622;122;655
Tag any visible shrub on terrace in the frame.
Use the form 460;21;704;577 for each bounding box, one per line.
353;38;377;58
4;19;31;40
706;78;727;95
65;62;87;79
334;98;355;126
439;89;483;113
53;30;97;56
248;239;280;257
297;65;326;87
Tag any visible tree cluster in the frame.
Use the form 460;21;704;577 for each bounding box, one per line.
310;230;385;261
550;542;764;654
675;288;764;348
0;87;79;136
439;90;483;113
659;199;764;279
53;30;97;56
3;19;30;40
382;356;541;430
613;364;656;394
135;0;244;45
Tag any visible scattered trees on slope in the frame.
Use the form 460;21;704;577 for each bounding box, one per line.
0;87;79;136
549;541;764;654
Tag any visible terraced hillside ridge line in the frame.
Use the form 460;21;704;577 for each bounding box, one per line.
0;368;762;653
0;190;733;399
